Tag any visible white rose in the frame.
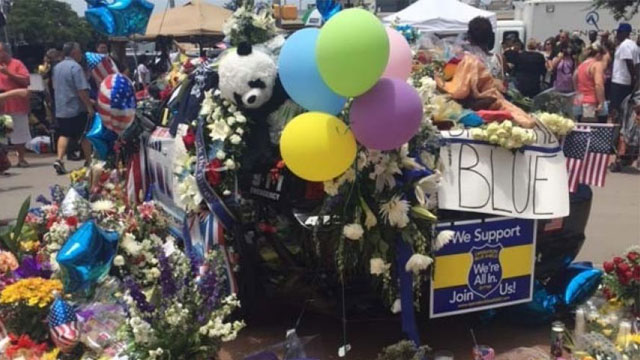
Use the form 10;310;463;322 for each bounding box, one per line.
342;223;364;241
113;255;125;267
370;258;390;276
226;116;236;126
225;159;236;170
230;134;242;145
405;254;433;274
216;150;226;160
234;112;247;124
236;128;244;135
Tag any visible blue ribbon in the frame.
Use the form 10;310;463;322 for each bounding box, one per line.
396;237;420;346
194;116;237;230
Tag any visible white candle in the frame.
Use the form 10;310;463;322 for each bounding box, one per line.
575;308;586;338
616;320;632;348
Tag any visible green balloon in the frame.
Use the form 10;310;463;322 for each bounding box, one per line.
316;8;390;97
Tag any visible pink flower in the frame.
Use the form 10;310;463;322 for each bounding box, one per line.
137;202;155;221
0;251;19;273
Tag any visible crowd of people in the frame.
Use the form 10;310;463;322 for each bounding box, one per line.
0;39;179;175
502;23;639;169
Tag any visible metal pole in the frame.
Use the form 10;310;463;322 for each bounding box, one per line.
169;0;175;8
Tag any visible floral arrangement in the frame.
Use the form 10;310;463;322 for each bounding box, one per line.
174;89;250;212
222;0;278;47
0;278;62;341
0;114;13;138
318;71;448;305
601;246;640;314
122;248;244;359
470;120;537;150
536;112;575;136
0;162;242;358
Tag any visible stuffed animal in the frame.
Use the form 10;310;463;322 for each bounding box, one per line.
218;43;281;111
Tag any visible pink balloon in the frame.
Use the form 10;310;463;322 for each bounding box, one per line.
350;78;423;151
382;28;413;80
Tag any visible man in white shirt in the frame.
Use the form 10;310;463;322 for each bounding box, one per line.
610;23;639;122
136;55;150;90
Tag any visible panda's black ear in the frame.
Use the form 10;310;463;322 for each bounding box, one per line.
237;42;252;56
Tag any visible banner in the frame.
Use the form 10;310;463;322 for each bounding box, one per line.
438;127;570;219
430;217;536;318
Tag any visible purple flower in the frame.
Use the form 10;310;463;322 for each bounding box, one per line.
36;194;51;205
15;256;52;279
125;277;155;313
157;247;177;298
198;258;223;320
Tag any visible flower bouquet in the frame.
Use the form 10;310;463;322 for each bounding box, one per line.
602;247;640;316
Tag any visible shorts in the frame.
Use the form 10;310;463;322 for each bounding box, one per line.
610;83;633;112
6;113;31;145
56;113;88;139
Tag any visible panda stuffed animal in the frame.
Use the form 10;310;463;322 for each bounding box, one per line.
218;43;287;116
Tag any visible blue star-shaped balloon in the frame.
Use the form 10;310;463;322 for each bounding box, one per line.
86;113;118;160
57;221;119;293
315;0;341;22
85;0;154;37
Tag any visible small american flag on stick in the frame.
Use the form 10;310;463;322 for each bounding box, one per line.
577;123;617;188
563;128;591;192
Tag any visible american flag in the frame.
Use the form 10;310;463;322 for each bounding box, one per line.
98;73;136;135
577;123;617;187
563;128;591;192
48;296;80;352
85;52;118;86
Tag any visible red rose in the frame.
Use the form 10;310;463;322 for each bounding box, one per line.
182;130;196;150
617;262;631;273
205;159;222;187
603;261;615;273
65;216;78;228
613;256;624;264
627;251;639;262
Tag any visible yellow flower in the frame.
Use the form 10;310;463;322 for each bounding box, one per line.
69;167;87;183
42;348;60;360
20;240;40;252
0;277;63;307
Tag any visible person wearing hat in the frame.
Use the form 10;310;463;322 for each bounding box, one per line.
610;23;639;123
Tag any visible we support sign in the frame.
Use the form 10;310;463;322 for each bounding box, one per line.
438;127;569;219
429;217;536;318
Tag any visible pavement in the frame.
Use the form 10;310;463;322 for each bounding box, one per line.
1;152;638;358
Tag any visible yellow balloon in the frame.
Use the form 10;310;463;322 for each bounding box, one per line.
280;112;356;182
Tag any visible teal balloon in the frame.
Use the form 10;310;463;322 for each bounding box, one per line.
85;0;154;36
57;221;119;293
86;113;117;160
278;28;346;115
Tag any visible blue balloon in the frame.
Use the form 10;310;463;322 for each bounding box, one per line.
85;0;154;37
546;262;603;307
86;113;118;160
57;221;119;293
316;0;341;22
278;28;346;115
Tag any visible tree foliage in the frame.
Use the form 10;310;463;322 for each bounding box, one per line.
593;0;640;21
6;0;101;47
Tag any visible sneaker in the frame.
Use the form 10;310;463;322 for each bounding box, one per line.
53;160;67;175
609;162;622;173
16;160;29;168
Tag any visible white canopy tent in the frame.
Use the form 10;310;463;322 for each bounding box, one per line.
382;0;497;33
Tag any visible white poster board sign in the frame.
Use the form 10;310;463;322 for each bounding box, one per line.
438;126;569;219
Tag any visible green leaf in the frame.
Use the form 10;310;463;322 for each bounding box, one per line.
12;196;31;242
